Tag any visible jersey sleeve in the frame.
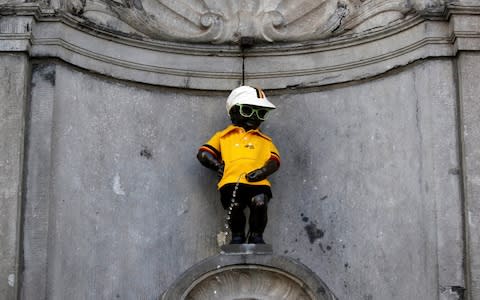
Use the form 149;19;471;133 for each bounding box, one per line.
198;131;221;159
269;142;281;165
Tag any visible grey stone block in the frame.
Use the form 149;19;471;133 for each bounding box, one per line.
458;52;480;300
0;53;28;300
21;63;56;300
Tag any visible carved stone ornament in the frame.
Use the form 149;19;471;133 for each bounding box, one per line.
185;267;316;299
69;0;447;44
161;254;337;299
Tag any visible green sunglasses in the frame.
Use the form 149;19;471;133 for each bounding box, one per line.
236;104;270;120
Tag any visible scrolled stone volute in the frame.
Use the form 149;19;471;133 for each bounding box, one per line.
61;0;448;44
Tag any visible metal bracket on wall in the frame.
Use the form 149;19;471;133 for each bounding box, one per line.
240;37;255;85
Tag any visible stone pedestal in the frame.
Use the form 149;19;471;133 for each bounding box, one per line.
161;248;337;300
220;243;273;255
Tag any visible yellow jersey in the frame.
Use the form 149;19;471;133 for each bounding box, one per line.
199;125;280;189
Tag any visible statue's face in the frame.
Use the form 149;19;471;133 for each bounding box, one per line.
229;105;267;131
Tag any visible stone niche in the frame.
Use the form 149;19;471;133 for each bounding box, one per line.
1;0;480;300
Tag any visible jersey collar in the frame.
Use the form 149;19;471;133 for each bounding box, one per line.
221;125;272;141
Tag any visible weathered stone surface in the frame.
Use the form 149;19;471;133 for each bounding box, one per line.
20;63;56;300
1;1;478;90
262;59;462;300
0;0;24;5
73;0;445;44
22;63;228;299
0;2;478;300
0;54;28;300
457;52;480;300
411;58;464;300
244;18;453;89
0;16;33;52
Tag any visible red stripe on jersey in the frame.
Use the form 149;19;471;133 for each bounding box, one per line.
270;153;280;165
199;146;218;158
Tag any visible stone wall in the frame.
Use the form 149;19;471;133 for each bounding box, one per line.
22;63;226;299
458;52;480;300
1;1;480;299
21;59;463;299
0;54;28;300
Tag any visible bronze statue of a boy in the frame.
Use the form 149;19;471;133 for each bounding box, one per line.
197;86;280;244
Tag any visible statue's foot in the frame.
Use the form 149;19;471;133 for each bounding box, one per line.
248;233;265;244
230;235;246;244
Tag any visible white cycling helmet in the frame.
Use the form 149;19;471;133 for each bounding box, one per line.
226;86;276;115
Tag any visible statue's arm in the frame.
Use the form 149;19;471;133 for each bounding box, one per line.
245;158;280;182
197;148;224;177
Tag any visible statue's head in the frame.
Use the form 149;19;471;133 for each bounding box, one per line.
226;86;276;131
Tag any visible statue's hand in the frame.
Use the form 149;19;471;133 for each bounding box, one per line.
246;168;267;182
246;159;279;182
197;149;224;178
